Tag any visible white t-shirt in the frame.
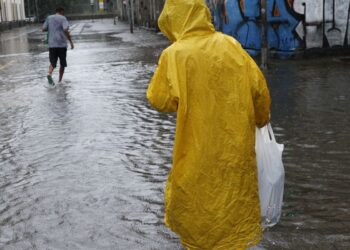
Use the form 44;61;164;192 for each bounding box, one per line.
43;14;69;48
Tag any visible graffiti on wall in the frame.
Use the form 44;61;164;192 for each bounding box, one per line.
294;0;350;48
210;0;350;56
266;0;301;54
211;0;262;55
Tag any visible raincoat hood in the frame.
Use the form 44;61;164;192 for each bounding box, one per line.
158;0;215;42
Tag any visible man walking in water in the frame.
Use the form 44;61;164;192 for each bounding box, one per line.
42;7;74;85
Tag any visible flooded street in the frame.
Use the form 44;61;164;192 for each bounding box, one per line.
0;19;349;250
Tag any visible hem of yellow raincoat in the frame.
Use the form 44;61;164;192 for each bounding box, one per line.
181;235;262;250
165;218;262;250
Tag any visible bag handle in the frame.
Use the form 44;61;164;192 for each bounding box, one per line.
267;123;277;143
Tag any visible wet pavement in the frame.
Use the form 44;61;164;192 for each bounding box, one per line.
0;19;349;250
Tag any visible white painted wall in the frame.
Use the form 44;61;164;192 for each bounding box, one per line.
0;0;25;22
293;0;350;48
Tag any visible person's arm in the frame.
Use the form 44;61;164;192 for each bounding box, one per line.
63;18;74;49
42;17;48;32
64;30;74;49
249;58;271;128
147;50;179;112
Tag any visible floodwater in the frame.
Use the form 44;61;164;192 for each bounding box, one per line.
0;19;349;250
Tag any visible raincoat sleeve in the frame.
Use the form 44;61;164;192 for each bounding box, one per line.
249;59;271;128
147;50;179;112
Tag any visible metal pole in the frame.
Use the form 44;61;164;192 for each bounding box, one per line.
0;2;2;22
27;0;31;17
90;0;94;22
129;0;134;33
260;0;268;70
91;4;94;22
149;0;152;27
153;0;156;25
34;0;39;22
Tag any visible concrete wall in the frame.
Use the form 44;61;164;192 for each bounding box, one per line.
117;0;165;29
116;0;127;21
62;0;117;15
209;0;350;57
0;0;25;22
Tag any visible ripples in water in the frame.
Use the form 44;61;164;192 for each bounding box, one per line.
1;21;350;250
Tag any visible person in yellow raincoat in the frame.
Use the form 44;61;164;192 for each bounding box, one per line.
147;0;271;249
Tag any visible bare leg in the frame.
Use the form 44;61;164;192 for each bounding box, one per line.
59;67;65;82
48;64;54;75
47;64;55;85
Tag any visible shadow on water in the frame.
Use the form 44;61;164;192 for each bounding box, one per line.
0;20;349;250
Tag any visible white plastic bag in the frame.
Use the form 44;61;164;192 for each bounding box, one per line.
255;123;285;228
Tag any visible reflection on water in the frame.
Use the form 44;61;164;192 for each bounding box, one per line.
0;20;349;250
264;58;350;250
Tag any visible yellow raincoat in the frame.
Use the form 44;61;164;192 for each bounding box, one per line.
147;0;271;249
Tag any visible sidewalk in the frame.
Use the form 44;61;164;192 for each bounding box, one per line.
0;20;26;32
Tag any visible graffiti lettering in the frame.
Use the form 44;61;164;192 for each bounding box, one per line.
266;0;301;55
209;0;350;56
294;0;350;48
211;0;262;55
223;0;261;55
324;0;350;47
